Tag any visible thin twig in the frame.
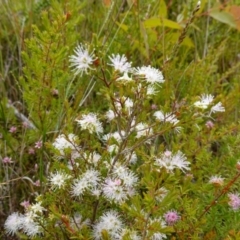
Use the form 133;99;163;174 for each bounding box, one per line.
198;171;240;220
6;101;36;129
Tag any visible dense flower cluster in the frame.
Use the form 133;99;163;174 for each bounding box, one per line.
102;165;138;203
71;169;101;197
75;113;103;134
5;202;45;237
52;133;79;158
93;211;123;239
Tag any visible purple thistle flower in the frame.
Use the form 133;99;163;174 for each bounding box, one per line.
164;210;180;225
228;193;240;211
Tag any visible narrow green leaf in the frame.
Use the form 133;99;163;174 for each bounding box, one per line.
144;17;182;29
209;9;237;29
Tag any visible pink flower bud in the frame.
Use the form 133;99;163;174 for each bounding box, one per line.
2;157;13;164
20;200;30;209
206;120;214;129
35;141;43;149
9;126;17;133
34;180;40;187
164;150;172;157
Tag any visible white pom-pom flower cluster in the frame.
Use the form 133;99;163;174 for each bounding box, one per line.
5;202;45;237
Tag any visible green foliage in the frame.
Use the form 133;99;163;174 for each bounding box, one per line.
1;0;240;239
20;1;85;133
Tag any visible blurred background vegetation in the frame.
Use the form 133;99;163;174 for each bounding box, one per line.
1;0;240;238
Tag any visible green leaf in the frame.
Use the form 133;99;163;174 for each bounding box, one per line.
159;0;167;18
163;18;182;29
183;36;194;48
144;17;182;29
209;9;237;29
116;22;129;31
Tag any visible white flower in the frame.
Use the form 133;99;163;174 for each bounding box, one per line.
107;144;119;154
108;54;132;73
194;94;214;109
174;126;182;134
70;149;81;160
4;212;23;235
117;228;141;240
53;133;77;152
155;187;169;202
147;217;167;240
147;85;159;96
114;96;133;113
28;202;46;219
71;169;100;197
210;102;225;113
125;97;134;109
67;158;79;170
151;233;167;240
135;122;153;138
86;152;101;166
49;171;71;190
93;211;124;239
117;72;133;82
92;187;102;197
209;175;224;186
5;211;43;237
155;150;190;172
113;165;138;187
52;133;79;157
134;66;164;84
105;109;116;121
69;44;96;76
103;131;126;142
76;113;103;134
102;133;113;142
165;112;179;125
114;97;133;112
154;111;179;125
103;166;138;203
103;178;127;203
112;130;126;142
149;217;166;229
21;214;42;237
154;110;164;121
125;151;138;164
